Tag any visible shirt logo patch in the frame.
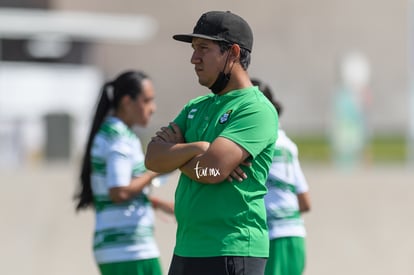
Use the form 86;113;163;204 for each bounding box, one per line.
188;108;197;119
219;110;232;124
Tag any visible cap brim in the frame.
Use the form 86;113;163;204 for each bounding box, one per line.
173;33;225;43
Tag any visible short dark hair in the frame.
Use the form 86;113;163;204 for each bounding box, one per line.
217;41;251;70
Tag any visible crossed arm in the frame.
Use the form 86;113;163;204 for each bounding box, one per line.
145;122;250;184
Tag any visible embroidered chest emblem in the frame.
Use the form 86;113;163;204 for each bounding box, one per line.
219;110;233;124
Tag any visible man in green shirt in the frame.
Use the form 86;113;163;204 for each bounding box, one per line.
145;10;278;275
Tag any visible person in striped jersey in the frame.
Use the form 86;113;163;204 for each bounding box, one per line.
251;78;312;275
75;70;174;275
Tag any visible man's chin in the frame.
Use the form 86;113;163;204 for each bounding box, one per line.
197;78;210;88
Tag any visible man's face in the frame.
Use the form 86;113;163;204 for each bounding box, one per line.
191;38;228;88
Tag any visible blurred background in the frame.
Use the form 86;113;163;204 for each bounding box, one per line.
0;0;413;274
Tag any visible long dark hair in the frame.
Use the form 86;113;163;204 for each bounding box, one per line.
75;70;149;211
251;78;283;116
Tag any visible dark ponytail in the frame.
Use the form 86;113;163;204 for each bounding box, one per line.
75;82;113;210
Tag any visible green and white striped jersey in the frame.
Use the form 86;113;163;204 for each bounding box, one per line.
264;129;309;239
90;116;159;264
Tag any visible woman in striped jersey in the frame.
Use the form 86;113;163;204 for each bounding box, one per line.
252;78;312;275
75;70;174;275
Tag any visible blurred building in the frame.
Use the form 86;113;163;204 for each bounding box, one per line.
0;0;410;165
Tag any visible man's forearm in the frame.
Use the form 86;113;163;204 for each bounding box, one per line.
145;141;208;173
180;155;229;184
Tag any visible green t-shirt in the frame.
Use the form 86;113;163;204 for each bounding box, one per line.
173;86;279;257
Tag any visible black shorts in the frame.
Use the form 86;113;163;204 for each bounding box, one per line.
168;254;267;275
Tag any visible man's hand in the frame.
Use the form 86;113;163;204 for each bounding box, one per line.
227;160;251;182
152;122;185;143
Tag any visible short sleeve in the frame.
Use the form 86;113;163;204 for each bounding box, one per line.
173;105;189;134
106;138;133;188
220;102;278;158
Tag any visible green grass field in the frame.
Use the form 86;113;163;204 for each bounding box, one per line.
292;135;408;163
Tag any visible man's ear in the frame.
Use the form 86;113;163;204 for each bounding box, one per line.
230;44;241;60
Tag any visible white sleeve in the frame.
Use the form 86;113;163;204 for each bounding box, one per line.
293;156;309;194
106;138;132;188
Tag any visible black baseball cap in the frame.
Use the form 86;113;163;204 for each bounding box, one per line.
173;11;253;52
